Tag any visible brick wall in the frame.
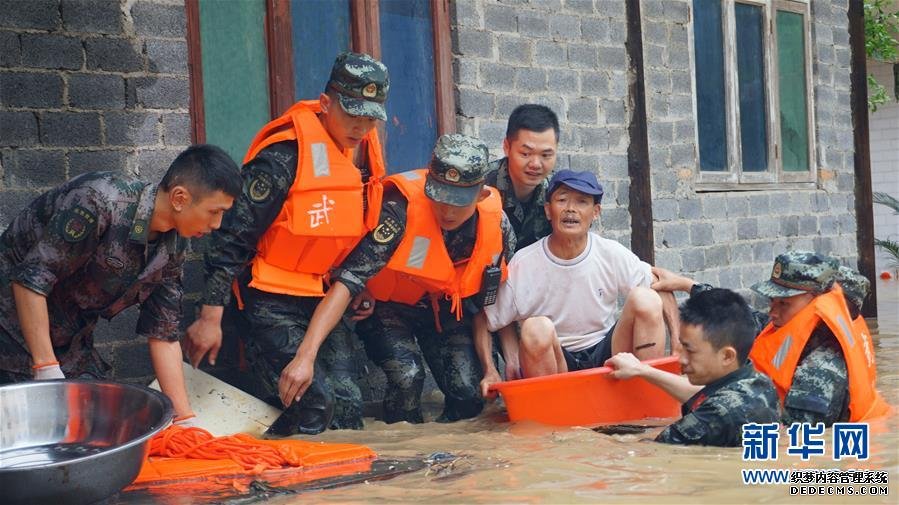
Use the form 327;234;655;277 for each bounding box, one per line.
452;0;862;306
452;0;635;245
0;0;191;383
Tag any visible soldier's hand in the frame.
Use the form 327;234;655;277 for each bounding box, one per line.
604;352;645;380
279;354;314;408
350;290;375;321
480;368;503;400
650;266;695;293
184;305;224;368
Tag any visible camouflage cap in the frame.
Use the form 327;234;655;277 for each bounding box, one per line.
750;251;839;299
326;51;389;121
836;265;870;312
424;134;489;206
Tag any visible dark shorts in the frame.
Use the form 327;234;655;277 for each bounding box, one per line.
562;325;615;372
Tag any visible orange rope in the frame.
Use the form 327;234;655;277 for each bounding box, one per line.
148;425;302;473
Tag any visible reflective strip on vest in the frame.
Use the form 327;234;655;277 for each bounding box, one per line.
836;315;854;347
407;237;430;269
491;253;500;265
312;143;330;177
772;334;792;370
399;170;422;181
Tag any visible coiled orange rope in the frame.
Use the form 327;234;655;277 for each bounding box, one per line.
148;425;302;474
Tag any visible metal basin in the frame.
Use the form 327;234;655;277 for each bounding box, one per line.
0;380;173;505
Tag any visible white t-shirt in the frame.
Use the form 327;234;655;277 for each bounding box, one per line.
485;232;653;352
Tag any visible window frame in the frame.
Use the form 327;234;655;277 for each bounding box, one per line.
691;0;817;191
185;0;455;144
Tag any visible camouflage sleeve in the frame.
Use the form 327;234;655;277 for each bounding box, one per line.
655;392;741;447
8;186;108;296
782;333;849;426
136;256;184;342
500;211;517;264
331;190;408;298
201;142;297;306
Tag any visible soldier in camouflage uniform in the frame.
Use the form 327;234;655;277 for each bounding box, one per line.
0;145;240;422
320;134;517;424
610;288;780;446
835;265;870;319
184;52;390;435
652;251;873;426
484;104;559;252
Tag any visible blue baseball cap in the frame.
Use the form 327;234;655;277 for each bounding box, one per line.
547;169;604;203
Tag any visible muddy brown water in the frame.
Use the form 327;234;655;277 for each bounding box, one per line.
127;281;899;504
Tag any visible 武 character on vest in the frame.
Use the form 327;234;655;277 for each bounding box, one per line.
315;133;516;424
183;52;390;435
606;288;780;447
0;145;241;424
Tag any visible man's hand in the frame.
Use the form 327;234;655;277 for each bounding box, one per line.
173;413;199;428
33;363;65;380
349;290;375;321
278;353;315;408
184;305;224;367
651;266;696;293
604;352;647;380
480;368;503;400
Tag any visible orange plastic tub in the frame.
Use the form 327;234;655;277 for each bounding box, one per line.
488;356;683;426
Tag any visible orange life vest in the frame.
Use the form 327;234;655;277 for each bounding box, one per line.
365;169;507;322
749;285;890;422
242;100;385;297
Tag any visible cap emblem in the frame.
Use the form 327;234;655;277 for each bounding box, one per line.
445;168;460;183
772;262;782;279
362;83;378;98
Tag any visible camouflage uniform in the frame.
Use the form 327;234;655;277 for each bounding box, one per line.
749;251;850;427
201;52;388;433
0;171;184;382
333;135;517;424
835;265;870;318
656;364;781;446
484;157;552;253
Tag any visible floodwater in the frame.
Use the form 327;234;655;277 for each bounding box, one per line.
123;280;899;504
265;279;899;504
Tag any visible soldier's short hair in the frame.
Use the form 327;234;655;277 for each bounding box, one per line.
160;144;241;198
680;288;757;362
505;104;560;142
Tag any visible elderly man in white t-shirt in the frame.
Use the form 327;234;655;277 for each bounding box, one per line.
476;169;668;397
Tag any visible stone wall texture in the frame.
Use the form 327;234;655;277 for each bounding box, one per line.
1;0;866;384
0;0;191;382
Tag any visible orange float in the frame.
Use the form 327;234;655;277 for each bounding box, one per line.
489;356;683;426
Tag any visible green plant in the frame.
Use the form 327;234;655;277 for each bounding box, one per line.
873;192;899;268
864;0;899;111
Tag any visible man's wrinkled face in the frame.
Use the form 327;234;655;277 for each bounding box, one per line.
544;185;599;239
768;292;815;328
320;93;379;150
503;128;557;192
173;189;233;238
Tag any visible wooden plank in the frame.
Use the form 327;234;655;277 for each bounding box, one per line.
431;0;455;136
848;0;878;317
624;0;654;265
351;0;381;59
266;0;296;117
185;0;205;144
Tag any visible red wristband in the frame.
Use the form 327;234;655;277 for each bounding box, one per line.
31;360;60;370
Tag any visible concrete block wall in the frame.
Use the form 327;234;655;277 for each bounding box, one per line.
451;0;635;244
868;59;899;274
643;0;861;304
0;0;191;383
